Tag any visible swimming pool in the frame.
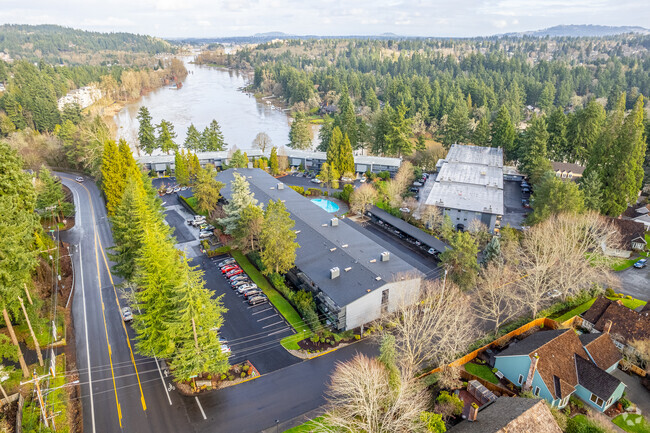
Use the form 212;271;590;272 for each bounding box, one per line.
311;198;340;213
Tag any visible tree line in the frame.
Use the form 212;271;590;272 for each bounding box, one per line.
102;139;229;382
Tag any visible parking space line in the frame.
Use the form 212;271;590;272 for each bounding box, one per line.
262;321;284;329
195;397;207;420
267;328;292;336
257;314;278;322
252;307;273;315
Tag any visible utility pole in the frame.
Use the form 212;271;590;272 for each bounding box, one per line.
18;296;43;366
24;283;33;305
21;371;50;428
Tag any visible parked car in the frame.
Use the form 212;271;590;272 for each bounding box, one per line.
521;181;530;188
221;265;240;273
243;290;263;299
633;258;647;269
248;295;268;306
226;269;244;278
310;178;322;184
231;280;252;288
75;176;84;182
341;176;353;182
199;232;213;239
237;284;258;294
545;289;561;299
359;177;367;183
121;307;133;322
229;275;250;283
166;188;174;194
218;258;236;267
412;182;423;187
522;199;531;209
220;344;231;354
521;187;531;194
409;187;419;193
427;247;437;255
399;207;411;213
180;186;188;191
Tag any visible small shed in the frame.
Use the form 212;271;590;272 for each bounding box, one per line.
467;380;498;406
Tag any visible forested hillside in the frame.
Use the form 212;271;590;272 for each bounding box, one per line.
0;24;174;65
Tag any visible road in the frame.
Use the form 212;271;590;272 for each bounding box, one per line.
614;266;650;301
57;172;378;433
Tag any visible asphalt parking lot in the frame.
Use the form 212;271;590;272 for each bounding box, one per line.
501;180;528;229
199;253;301;373
615;266;650;302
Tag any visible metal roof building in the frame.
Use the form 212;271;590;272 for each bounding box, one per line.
216;168;423;331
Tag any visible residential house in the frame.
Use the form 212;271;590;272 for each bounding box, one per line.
449;397;562;433
581;297;650;350
621;203;650;230
551;161;585;182
610;219;647;253
493;329;625;412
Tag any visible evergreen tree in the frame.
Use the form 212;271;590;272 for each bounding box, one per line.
472;116;491;146
288;112;312;150
335;87;358;149
156;120;178;155
260;200;298;275
491;105;516;160
317;162;340;194
371;104;393;156
137;106;156;155
566;100;605;164
528;172;585;224
444;100;469;146
269;147;279;175
483;236;501;264
546;107;568;161
35;167;71;217
232;204;264;253
439;230;479;290
317;116;334;152
101;139;125;216
339;134;355;175
518;115;551;182
228;149;249;168
385;102;414;156
579;170;603;212
202;120;225;151
175;150;189;186
219;173;259;234
538;82;556;113
326;127;344;173
184;124;202;151
168;259;229;381
194;165;224;215
118;138;140;181
188;153;201;183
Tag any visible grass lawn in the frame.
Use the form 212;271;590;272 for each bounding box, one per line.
181;196;208;217
464;363;500;384
616;297;647;310
230;250;310;348
283;416;325;432
612;257;639;271
552;298;598;323
613;414;650;433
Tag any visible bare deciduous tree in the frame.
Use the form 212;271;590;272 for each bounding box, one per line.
385;279;477;377
386;161;414;208
420;204;443;231
252;132;272;154
350;183;378;216
473;263;522;332
315;354;429;433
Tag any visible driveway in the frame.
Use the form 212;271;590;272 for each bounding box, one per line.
611;369;650;415
501;180;528;229
615;266;650;302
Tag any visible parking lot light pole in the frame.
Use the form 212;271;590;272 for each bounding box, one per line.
275;419;279;433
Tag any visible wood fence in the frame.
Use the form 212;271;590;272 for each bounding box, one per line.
420;317;559;377
460;370;516;397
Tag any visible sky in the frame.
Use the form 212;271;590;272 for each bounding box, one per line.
1;0;649;38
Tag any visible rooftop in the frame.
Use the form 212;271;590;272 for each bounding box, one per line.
580;333;622;371
449;397;562;433
551;161;585;175
436;162;503;189
425;182;504;215
446;144;504;168
215;168;422;307
582;297;650;345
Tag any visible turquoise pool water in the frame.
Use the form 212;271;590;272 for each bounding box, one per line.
311;198;340;213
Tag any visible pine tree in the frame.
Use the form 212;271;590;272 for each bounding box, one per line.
194;165;224;215
260;200;299;275
219;173;259;234
202;120;225;151
288;112;312;150
175;150;189;186
228;150;249;168
579;170;603;211
326;127;344;173
101;139;125;216
232;204;264;253
546;107;568;161
35;167;68;217
566;100;605;164
269;147;279;175
156;120;178;155
528;172;585;224
188;153;201;183
339;134;355;175
386;102;414;156
168;259;229;381
317;162;340;194
491;105;516;160
518;115;551;182
472;116;491;146
335;88;358;149
184;124;202;151
372;104;393;155
137;106;156;155
444;100;469;146
439;231;479;290
118;139;140;182
538;82;556;114
483;236;501;264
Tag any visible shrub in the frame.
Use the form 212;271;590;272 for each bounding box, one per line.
330;340;335;346
422;373;439;388
311;335;319;343
355;335;361;340
207;375;212;380
228;374;235;381
491;367;498;373
307;188;321;196
570;395;585;410
378;171;390;181
220;373;226;381
242;365;250;372
435;391;464;421
241;372;247;378
626;295;632;300
565;414;606;433
340;184;354;203
619;398;631;409
325;339;330;344
289;185;305;195
605;287;616;297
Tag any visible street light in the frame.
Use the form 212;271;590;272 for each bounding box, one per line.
275;419;279;433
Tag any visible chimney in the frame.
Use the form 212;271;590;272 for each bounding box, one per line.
380;251;390;262
277;183;285;190
331;218;339;226
604;320;612;334
468;403;479;422
524;353;539;391
330;267;340;279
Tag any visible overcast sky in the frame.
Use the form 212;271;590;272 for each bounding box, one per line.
1;0;648;38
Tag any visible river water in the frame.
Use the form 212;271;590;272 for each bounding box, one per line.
114;58;316;153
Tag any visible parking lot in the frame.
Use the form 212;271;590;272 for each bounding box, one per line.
200;253;301;373
501;180;529;229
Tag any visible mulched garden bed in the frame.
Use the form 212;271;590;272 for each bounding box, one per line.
176;360;260;395
0;400;18;433
297;335;356;353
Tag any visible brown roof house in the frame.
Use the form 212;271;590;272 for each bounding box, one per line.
582;297;650;349
551;162;585;182
601;219;647;258
621;203;650;230
493;329;625;412
449;397;562;433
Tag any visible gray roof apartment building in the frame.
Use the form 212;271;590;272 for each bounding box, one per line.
424;144;504;232
216;168;423;331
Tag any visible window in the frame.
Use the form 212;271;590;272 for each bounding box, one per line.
568;173;573;179
518;374;524;385
590;394;604;407
534;387;540;396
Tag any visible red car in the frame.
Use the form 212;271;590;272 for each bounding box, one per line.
226;269;244;278
221;265;240;274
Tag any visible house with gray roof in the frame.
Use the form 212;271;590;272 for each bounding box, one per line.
215;168;423;331
424;144;504;232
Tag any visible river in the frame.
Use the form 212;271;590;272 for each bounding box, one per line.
114;58;322;154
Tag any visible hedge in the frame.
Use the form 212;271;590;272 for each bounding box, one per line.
288;185;305;195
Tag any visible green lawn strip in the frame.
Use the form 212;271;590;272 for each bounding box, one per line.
616;298;647;310
181;195;208;217
612;257;638;271
551;298;598;323
464;363;499;384
283;416;325;432
613;414;650;433
230;250;309;338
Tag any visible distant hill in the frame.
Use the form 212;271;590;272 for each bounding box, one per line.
253;32;292;37
508;24;650;38
0;24;173;64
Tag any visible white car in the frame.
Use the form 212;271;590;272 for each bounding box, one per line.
310;178;322;184
121;307;133;322
399;207;411;213
220;344;231;353
75;176;84;182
